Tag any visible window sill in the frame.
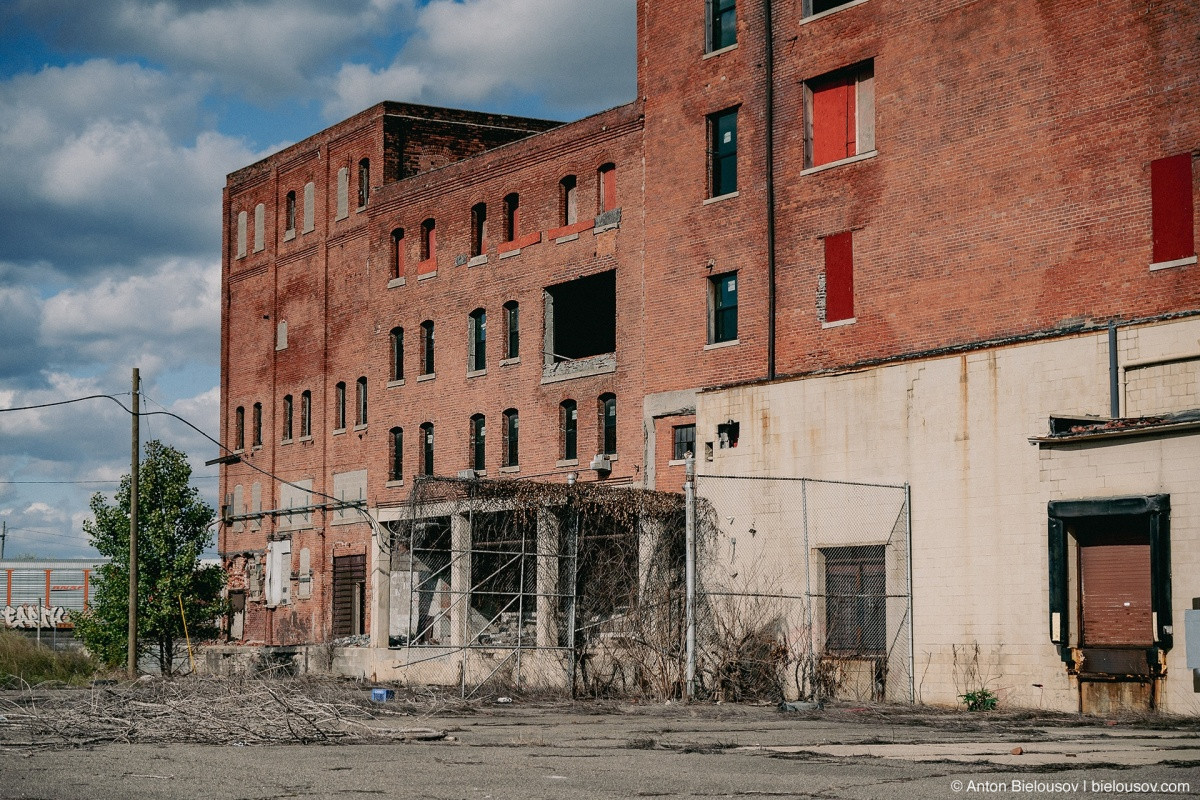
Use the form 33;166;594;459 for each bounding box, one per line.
353;424;367;432
332;428;346;436
554;233;579;243
468;254;488;267
283;229;296;242
1150;254;1197;271
499;465;520;474
548;219;594;241
594;207;622;232
281;438;293;446
275;344;287;351
703;42;738;59
498;248;520;259
299;435;313;443
417;373;436;383
668;459;690;467
500;357;521;366
417;258;437;277
385;479;405;488
417;269;437;280
703;191;739;205
822;317;857;329
800;0;869;24
387;277;406;289
801;149;878;176
302;226;314;235
541;352;617;384
556;459;579;468
467;368;487;378
387;379;405;388
704;339;739;351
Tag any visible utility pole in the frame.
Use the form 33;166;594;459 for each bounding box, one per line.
127;368;139;679
1;520;6;560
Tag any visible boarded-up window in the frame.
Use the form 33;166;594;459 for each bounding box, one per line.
253;203;265;252
336;167;349;220
824;231;854;323
1151;154;1195;265
236;210;247;258
265;539;292;607
278;479;313;530
332;554;367;636
599;163;617;212
332;469;367;524
805;61;874;168
303;182;315;233
297;547;312;600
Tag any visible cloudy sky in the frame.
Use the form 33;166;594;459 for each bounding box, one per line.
0;0;637;560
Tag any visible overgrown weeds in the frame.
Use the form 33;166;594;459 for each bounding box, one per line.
0;629;101;688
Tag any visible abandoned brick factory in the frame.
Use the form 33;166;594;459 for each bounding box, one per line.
211;0;1199;715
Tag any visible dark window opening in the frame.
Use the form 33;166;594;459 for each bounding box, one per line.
234;406;245;450
332;554;366;637
471;202;487;257
420;422;434;476
504;300;520;359
709;108;738;197
673;424;696;460
503;193;519;242
421;218;436;261
252;402;262;447
708;0;736;51
285;191;296;233
470;414;486;471
823;545;886;656
421;320;435;375
503;409;519;467
717;420;739;449
469;308;486;372
544;270;616;363
389;427;403;481
357;158;370;209
390;327;404;381
356;376;367;426
300;390;311;437
709;272;738;343
561;400;577;461
391;228;405;278
334;382;346;430
1151;153;1195;264
559;176;578;225
282;394;293;441
599;393;617;456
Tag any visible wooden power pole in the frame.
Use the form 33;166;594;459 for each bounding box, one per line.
127;368;139;678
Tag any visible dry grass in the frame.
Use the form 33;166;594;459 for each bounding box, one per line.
0;629;102;688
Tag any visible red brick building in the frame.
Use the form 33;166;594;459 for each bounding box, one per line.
219;0;1197;708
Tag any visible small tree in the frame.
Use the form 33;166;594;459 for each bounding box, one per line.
74;440;224;675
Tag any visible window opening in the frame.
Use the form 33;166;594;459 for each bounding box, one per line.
504;300;520;359
252;402;262;447
391;228;405;279
717;419;739;448
561;400;578;461
709;108;738;196
708;0;736;51
357;158;370;209
599;393;617;455
503;409;519;467
503;193;519;242
673;424;696;460
823;545;886;655
285;191;296;234
469;308;487;372
470;414;486;472
709;272;738;343
234;406;245;450
1151;154;1196;265
421;320;435;375
300;390;311;437
282;394;293;441
598;163;617;212
824;231;854;323
559;176;578;225
389;427;403;481
471;202;488;257
334;382;346;430
390;327;404;381
356;376;367;426
420;422;434;475
544;270;616;364
421;218;436;261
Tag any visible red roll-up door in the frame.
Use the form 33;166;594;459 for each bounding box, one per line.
1079;527;1152;647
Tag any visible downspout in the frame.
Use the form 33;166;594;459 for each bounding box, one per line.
1108;321;1120;419
763;0;777;381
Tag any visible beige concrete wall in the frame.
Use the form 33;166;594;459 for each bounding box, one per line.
695;316;1200;713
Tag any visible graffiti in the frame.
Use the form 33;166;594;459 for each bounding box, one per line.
1;605;70;629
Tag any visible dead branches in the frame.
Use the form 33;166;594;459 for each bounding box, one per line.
0;677;446;750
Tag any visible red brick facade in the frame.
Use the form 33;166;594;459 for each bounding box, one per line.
220;0;1197;646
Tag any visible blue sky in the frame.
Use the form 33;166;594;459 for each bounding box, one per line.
0;0;636;559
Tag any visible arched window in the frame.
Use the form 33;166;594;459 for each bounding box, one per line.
559;176;577;226
599;393;617;455
282;394;294;441
470;202;487;257
503;193;519;242
560;399;577;461
420;422;435;476
300;390;311;437
421;218;436;261
598;163;617;212
503;300;519;359
234;406;245;451
252;402;263;447
468;308;486;372
357;158;370;209
356;376;368;426
469;414;486;472
390;327;404;381
334;382;346;430
502;409;519;467
391;228;405;279
389;427;404;481
420;320;435;375
285;191;296;234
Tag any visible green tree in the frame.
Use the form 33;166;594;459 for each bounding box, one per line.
74;440;224;675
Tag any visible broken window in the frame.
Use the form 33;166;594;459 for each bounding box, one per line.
390;327;404;381
234;406;245;451
559;176;578;225
823;230;855;323
544;269;616;364
300;390;311;437
285;191;296;234
708;272;738;343
804;0;860;17
421;320;435;375
503;408;519;467
599;393;617;456
468;308;486;372
823;545;885;655
708;0;736;52
334;382;346;430
717;419;739;449
504;300;519;359
420;422;435;475
358;158;370;209
391;228;405;279
356;376;367;426
282;394;293;441
598;163;617;212
804;61;875;169
421;218;436;262
561;400;578;461
252;402;263;447
1151;153;1196;266
673;423;696;460
470;413;486;472
709;108;738;197
389;427;403;481
471;202;487;257
503;193;520;242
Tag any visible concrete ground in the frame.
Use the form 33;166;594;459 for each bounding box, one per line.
2;699;1198;799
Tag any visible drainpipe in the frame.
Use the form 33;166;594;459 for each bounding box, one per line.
763;0;777;381
1108;321;1120;419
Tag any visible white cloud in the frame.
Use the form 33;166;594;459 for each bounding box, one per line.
325;0;636;119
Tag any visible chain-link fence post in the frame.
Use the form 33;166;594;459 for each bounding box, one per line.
684;456;696;700
563;484;580;699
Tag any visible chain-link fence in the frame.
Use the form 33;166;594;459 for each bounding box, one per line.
693;475;912;703
385;474;909;703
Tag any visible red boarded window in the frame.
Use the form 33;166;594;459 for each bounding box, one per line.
824;231;854;323
1151;154;1195;265
599;163;617;212
806;61;874;169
